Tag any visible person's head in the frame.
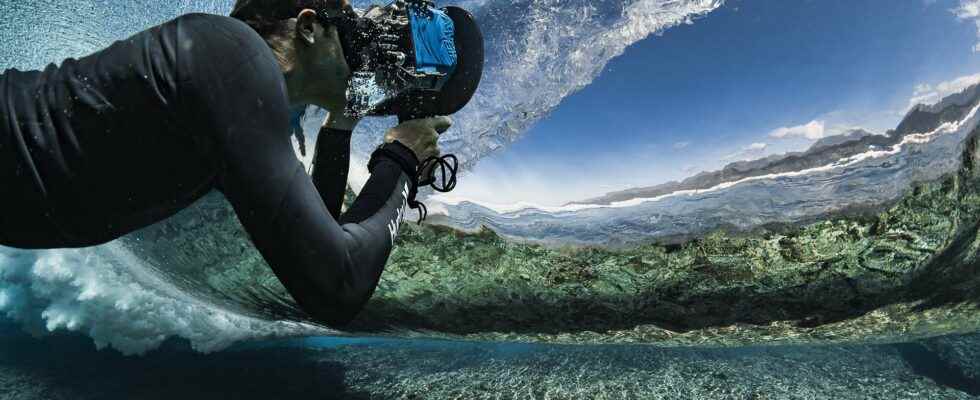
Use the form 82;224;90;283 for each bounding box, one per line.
231;0;353;110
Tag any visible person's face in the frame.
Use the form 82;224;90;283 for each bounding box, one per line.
291;5;353;111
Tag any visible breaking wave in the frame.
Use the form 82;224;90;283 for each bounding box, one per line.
350;0;726;166
0;244;326;355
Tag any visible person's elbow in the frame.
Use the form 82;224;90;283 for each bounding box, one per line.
310;308;361;329
301;230;388;329
306;284;374;329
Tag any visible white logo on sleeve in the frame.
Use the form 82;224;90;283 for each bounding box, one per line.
387;183;410;245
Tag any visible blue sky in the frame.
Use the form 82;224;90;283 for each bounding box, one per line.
451;0;980;205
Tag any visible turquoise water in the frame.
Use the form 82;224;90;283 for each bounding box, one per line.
2;320;979;399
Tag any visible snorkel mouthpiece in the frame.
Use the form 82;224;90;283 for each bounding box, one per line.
340;0;484;121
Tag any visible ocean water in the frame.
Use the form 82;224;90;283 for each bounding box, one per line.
1;0;980;399
2;318;980;399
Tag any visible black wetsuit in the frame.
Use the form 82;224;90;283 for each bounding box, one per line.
0;13;418;327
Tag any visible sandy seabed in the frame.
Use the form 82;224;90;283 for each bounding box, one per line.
1;320;978;400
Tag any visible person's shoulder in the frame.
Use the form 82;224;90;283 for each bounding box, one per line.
166;13;289;137
171;13;249;31
169;12;279;79
169;13;265;49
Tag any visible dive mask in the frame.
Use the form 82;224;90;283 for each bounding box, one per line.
323;0;485;120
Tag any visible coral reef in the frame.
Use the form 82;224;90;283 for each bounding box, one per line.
123;123;980;346
350;123;980;344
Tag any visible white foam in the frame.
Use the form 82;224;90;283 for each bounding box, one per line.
0;244;329;355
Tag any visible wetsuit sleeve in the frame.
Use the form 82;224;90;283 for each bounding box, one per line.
227;153;412;328
311;127;352;220
224;129;414;328
225;149;413;328
184;14;413;328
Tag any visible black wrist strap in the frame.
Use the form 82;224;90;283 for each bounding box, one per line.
366;141;460;224
368;141;428;223
368;141;419;176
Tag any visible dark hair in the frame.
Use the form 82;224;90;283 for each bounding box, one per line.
231;0;338;37
232;1;339;150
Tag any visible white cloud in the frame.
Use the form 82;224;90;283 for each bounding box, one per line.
768;120;826;140
955;0;980;51
908;72;980;108
957;0;980;19
673;141;691;149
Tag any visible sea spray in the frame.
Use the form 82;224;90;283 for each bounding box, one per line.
348;0;727;170
0;245;327;355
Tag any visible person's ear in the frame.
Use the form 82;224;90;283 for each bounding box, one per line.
295;9;318;46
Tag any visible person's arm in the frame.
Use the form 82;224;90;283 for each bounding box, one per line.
215;94;445;327
219;114;450;328
311;113;358;220
221;130;419;327
185;12;441;327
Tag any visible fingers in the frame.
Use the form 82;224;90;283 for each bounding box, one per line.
419;160;437;182
384;116;451;162
416;132;439;160
423;140;440;158
430;116;452;134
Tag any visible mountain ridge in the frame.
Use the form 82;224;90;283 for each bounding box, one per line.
570;84;980;206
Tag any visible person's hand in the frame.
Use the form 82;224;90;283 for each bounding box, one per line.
384;116;452;161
